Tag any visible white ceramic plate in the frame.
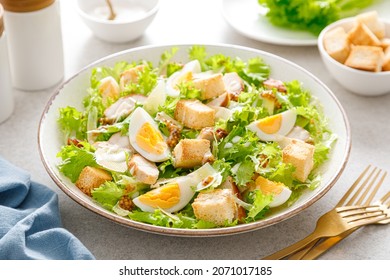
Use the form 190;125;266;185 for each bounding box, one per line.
221;0;390;46
38;44;351;236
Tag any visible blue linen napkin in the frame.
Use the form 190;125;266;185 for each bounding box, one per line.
0;157;95;260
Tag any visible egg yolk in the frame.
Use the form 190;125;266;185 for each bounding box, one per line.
256;114;282;134
174;71;193;89
136;122;167;155
138;183;180;209
255;176;283;195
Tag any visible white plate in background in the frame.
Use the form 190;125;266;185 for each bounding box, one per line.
222;0;390;46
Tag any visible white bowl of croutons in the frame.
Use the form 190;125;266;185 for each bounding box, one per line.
318;11;390;96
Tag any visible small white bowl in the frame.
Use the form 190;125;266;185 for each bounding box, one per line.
318;17;390;96
76;0;159;43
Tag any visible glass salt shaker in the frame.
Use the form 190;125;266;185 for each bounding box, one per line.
0;0;64;91
0;4;13;123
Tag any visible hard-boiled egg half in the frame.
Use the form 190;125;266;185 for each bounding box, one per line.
166;60;201;97
255;176;292;208
132;176;196;213
133;163;221;213
247;109;296;142
129;107;170;162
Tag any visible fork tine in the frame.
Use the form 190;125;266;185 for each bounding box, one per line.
379;191;390;205
337;205;383;218
340;209;384;221
336;165;372;207
344;166;381;206
346;212;387;225
356;170;387;205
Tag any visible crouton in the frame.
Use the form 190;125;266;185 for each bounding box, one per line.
192;73;226;100
192;189;238;226
174;99;215;129
356;11;385;39
119;65;145;91
344;45;384;72
220;176;246;221
383;46;390;71
128;154;159;184
380;38;390;49
173;139;212;168
323;27;351;64
348;22;381;46
282;139;314;182
98;76;120;105
75;166;112;196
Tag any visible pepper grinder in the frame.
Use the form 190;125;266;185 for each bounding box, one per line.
0;0;64;91
0;4;13;123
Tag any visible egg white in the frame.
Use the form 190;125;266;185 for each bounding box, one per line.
132;176;196;213
133;163;221;213
268;186;292;208
128;107;170;162
247;109;297;142
165;60;201;97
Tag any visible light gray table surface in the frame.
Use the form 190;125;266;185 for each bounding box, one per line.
1;0;389;260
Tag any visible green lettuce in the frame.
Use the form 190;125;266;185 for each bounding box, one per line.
57;142;97;182
91;181;124;209
57;106;87;142
258;0;377;35
245;190;272;221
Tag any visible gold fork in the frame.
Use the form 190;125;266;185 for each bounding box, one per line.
298;190;390;260
262;165;388;260
287;165;387;260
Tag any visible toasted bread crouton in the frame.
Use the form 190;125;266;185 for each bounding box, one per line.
128;154;159;184
192;189;238;226
192;73;226;100
220;176;246;221
282;139;314;182
323;27;351;64
174;99;215;129
344;45;384;72
173;139;212;168
356;11;385;39
75;166;112;196
348;22;381;46
383;46;390;71
119;65;145;91
98;76;120;106
380;38;390;49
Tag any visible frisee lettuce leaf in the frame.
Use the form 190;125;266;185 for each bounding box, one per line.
57;106;87;143
57;142;97;183
91;181;124;209
245;190;272;221
258;0;377;35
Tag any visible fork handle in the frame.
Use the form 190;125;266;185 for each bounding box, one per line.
262;232;321;260
287;240;318;260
